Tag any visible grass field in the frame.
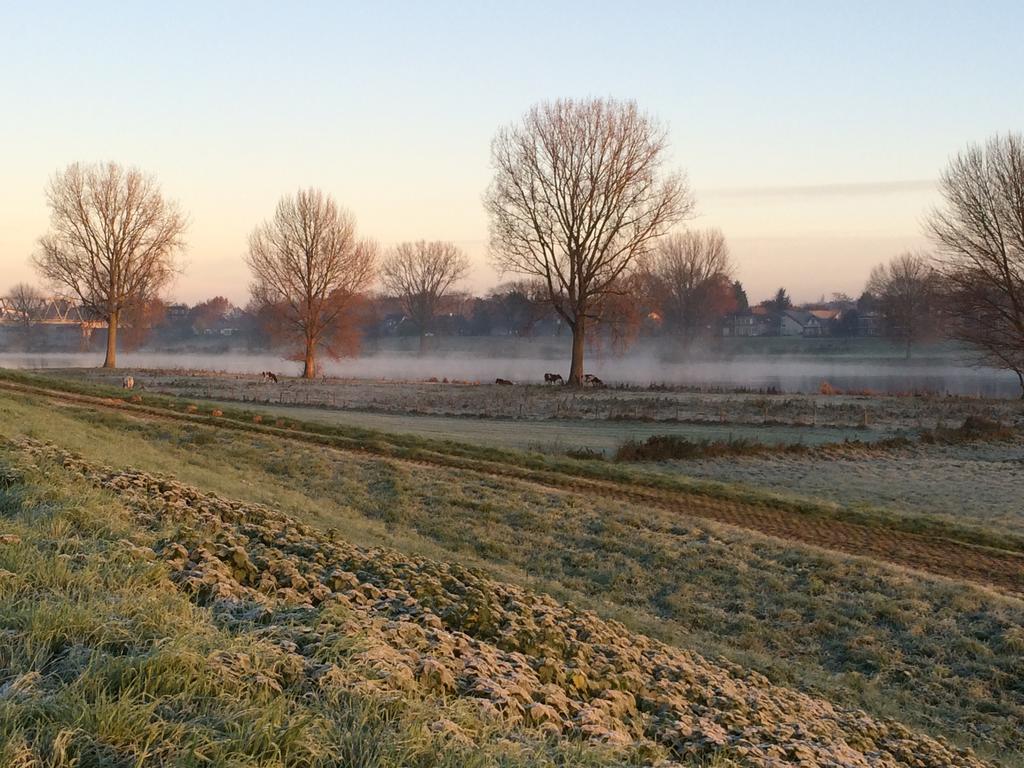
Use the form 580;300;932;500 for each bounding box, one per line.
655;438;1024;535
0;444;638;768
0;371;1021;764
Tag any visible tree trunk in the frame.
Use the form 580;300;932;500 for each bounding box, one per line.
302;342;316;379
1016;369;1024;399
568;319;585;386
103;312;118;368
418;332;427;355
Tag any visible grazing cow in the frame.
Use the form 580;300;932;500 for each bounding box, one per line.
495;377;514;386
544;372;564;385
583;374;604;388
121;375;134;390
261;371;279;383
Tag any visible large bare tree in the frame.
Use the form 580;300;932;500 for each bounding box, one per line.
928;133;1024;395
645;228;735;345
865;251;938;359
34;162;185;368
485;98;693;385
380;240;469;352
246;189;376;378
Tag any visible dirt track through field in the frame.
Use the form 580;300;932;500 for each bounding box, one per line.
3;378;1023;597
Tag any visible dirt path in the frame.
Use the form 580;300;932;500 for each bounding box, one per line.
3;378;1022;597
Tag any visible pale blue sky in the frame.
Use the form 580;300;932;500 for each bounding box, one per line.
2;0;1022;303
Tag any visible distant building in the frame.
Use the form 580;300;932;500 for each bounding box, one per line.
857;311;882;337
780;309;825;337
721;309;771;337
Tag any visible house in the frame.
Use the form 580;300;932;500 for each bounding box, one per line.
809;308;841;325
721;309;771;337
780;309;825;337
857;311;882;337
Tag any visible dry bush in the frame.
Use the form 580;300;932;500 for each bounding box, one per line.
615;434;809;462
920;415;1015;444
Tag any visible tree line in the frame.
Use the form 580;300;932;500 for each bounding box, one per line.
18;98;1024;391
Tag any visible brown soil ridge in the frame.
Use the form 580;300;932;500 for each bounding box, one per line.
3;378;1022;597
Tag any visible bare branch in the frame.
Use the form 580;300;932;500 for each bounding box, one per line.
485;98;693;384
380;241;469;351
927;133;1024;393
245;188;376;378
33;162;186;368
644;228;734;345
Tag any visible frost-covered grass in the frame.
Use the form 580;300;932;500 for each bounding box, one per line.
649;437;1024;536
0;452;663;768
1;389;1021;763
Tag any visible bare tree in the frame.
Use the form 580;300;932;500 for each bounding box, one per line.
380;240;469;352
928;133;1024;395
485;98;693;385
5;283;48;348
865;251;938;359
246;188;376;378
645;228;735;345
33;163;185;368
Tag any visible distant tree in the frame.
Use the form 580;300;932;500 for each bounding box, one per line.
484;281;546;337
857;291;878;312
732;281;749;312
380;240;469;353
765;287;793;313
928;133;1024;395
34;162;186;368
246;188;376;378
589;272;651;355
833;309;861;337
485;98;693;385
120;297;168;351
646;228;736;345
5;283;47;348
189;296;233;334
866;251;938;359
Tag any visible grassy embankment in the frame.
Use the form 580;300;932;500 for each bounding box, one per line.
0;373;1021;762
1;368;1021;554
0;446;647;767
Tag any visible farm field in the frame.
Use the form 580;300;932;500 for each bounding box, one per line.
656;438;1024;536
186;405;876;454
45;369;1024;537
0;370;1021;766
50;365;1024;429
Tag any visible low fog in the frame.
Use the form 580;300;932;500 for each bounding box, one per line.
1;348;1020;398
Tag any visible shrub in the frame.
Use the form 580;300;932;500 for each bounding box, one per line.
564;446;605;461
614;435;801;462
920;415;1014;444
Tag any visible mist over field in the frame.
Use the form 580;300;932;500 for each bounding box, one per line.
1;344;1019;397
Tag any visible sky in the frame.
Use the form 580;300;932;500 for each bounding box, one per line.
2;0;1022;305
